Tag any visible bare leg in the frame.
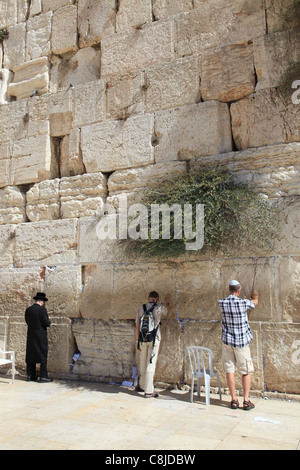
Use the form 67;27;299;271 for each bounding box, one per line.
242;374;251;402
226;373;237;401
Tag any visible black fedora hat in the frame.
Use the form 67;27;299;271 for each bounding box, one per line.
33;292;48;302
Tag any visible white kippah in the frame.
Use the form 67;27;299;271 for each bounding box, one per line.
229;280;240;286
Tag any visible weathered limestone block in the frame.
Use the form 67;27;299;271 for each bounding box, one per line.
8;57;49;100
60;131;86;177
78;0;116;48
0;142;11;188
145;56;200;113
79;264;113;319
52;5;78;55
14;219;78;267
176;261;220;320
0;225;16;268
265;0;299;34
219;257;276;322
3;23;26;71
0;2;16;28
174;0;265;58
27;94;50;137
200;42;256;102
152;0;193;20
29;0;42;17
0;186;26;224
5;316;27;369
81;114;155;173
45;265;82;317
51;47;101;92
0;100;27;143
72;319;135;381
26;11;52;60
42;0;74;12
183;321;264;391
190;142;300;199
107;161;187;206
26;178;60;222
112;263;177;320
49;88;73;136
254;30;300;90
230;89;300;150
0;267;45;315
155;320;184;384
273;197;300;256
101;20;174;77
0;68;11;105
277;256;300;322
154;101;232;162
78;217;131;264
106;72;145;120
11;134;56;186
60;172;107;219
262;322;300;394
116;0;152;33
73;79;106;128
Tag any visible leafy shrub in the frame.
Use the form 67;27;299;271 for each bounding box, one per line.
121;166;279;259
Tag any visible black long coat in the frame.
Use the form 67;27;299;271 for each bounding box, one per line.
25;303;51;364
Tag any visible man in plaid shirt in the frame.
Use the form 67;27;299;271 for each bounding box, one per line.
219;280;259;410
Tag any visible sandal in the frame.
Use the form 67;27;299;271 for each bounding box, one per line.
243;400;255;411
230;399;239;409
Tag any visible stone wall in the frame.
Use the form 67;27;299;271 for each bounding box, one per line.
0;0;299;394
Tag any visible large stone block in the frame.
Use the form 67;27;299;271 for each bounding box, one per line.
79;264;114;319
51;5;78;55
73;79;106;128
200;42;256;102
176;260;220;320
174;0;265;58
101;20;174;77
230;89;300;150
26;11;52;60
0;186;26;225
0;225;16;268
254;30;300;90
116;0;152;33
155;320;184;384
11;134;56;186
78;0;116;48
154;101;232;161
152;0;193;20
145;56;200;113
0;100;27;144
8;57;49;100
276;256;300;322
72;319;135;381
3;22;26;70
81;114;155;173
112;263;177;320
106;72;145;120
60;172;107;219
262;322;300;394
14;219;78;267
26;178;60;222
45;265;82;317
0;267;45;315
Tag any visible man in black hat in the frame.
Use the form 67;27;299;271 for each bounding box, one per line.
25;292;53;382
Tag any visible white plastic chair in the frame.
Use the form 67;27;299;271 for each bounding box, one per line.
0;349;15;384
187;346;222;405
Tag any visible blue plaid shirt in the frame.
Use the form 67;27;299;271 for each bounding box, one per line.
219;295;255;348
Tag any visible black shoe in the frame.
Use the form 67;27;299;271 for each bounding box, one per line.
39;377;53;383
27;376;38;382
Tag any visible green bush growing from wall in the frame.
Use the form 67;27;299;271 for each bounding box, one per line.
121;166;279;259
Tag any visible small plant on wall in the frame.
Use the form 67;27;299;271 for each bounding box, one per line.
120;166;279;259
0;29;9;42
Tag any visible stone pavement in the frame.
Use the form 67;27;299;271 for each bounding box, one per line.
0;376;299;451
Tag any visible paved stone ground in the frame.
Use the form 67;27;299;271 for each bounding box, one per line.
0;377;299;450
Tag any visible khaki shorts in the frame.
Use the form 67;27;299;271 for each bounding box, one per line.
222;343;254;375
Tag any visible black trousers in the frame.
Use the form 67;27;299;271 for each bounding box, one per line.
27;362;48;379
